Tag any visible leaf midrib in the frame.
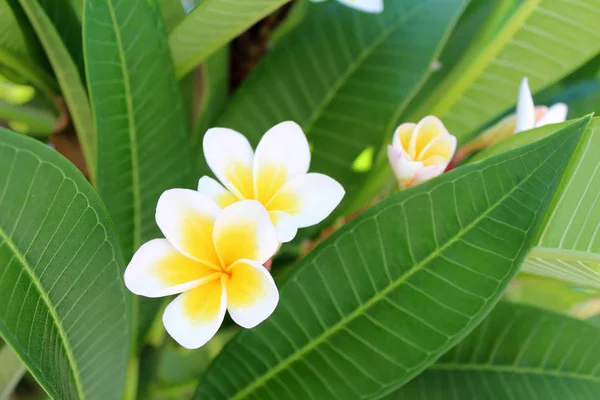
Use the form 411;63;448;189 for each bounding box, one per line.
105;0;142;254
430;363;600;383
0;218;84;399
229;124;575;400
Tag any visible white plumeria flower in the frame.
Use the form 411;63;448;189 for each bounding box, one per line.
124;194;279;349
387;116;456;189
515;77;568;133
200;121;345;243
309;0;383;13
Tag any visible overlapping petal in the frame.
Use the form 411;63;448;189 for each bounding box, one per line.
268;210;298;243
253;121;310;204
155;189;221;268
226;259;279;328
515;77;536;133
163;277;227;349
337;0;383;13
197;176;238;208
267;173;345;228
213;200;279;267
203;127;254;199
124;239;218;298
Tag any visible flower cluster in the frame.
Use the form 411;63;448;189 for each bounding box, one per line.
124;122;344;349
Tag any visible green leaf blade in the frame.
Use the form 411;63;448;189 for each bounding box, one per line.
0;129;130;400
0;345;26;399
169;0;289;78
389;302;600;399
195;118;589;399
84;0;193;259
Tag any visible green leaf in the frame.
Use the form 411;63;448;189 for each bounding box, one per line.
83;0;194;344
0;0;56;95
192;46;229;174
195;117;589;399
525;118;600;289
169;0;289;78
159;0;185;32
470;118;600;290
0;129;130;400
389;302;600;399
0;344;25;399
411;0;600;141
17;0;95;179
213;0;468;216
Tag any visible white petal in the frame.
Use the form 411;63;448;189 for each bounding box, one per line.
197;176;238;209
213;200;279;267
515;77;535;133
226;259;279;329
387;145;422;182
411;164;446;185
536;103;568;127
337;0;383;13
269;210;298;243
155;189;221;267
267;173;344;228
253;121;310;204
163;277;227;349
203;127;254;199
124;239;219;298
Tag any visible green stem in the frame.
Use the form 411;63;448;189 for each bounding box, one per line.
0;49;58;97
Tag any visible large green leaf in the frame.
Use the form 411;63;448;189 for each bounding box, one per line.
83;0;193;344
0;129;130;400
390;302;600;398
169;0;289;78
194;117;589;399
212;0;467;214
410;0;600;141
18;0;94;179
0;344;25;399
470;119;600;290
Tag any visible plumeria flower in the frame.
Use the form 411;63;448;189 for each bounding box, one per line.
453;77;568;163
124;194;279;349
309;0;383;13
200;121;345;243
387;116;456;189
514;77;568;133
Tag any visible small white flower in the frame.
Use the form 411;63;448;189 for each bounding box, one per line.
515;77;568;133
387;116;456;189
309;0;383;13
200;121;345;243
125;196;279;349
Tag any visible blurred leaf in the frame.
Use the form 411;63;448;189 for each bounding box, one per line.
18;0;94;179
0;344;25;399
169;0;289;78
0;0;55;94
195;118;589;400
504;275;593;314
159;0;185;32
390;302;600;399
192;46;229;174
84;0;194;344
268;0;308;46
0;98;56;134
0;129;130;400
411;0;600;142
36;0;84;81
470;118;600;291
550;79;600;118
214;0;468;218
